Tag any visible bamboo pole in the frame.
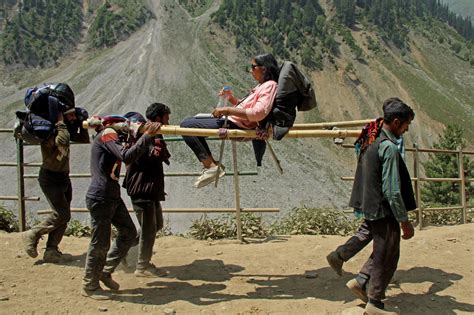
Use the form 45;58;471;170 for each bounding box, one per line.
232;141;243;242
341;176;462;183
413;144;420;226
37;207;279;215
0;196;40;201
154;125;362;138
414;144;423;230
16;139;26;232
86;121;364;138
422;206;464;212
459;147;467;224
23;171;258;179
291;119;373;129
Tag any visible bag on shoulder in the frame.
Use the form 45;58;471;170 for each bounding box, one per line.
261;61;317;140
24;83;75;113
24;83;75;123
14;110;55;144
15;83;76;144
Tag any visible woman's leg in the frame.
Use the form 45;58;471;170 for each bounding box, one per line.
180;117;238;168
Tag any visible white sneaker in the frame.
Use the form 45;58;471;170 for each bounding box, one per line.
193;165;225;188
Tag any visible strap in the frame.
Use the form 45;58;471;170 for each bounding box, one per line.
218;128;228;139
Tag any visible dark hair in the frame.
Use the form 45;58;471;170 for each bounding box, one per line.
146;102;171;121
383;98;415;123
382;97;403;111
254;53;280;82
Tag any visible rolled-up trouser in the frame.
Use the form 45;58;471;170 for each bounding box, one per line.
83;197;137;290
132;198;163;270
359;216;401;301
180;116;239;161
336;220;373;262
31;169;72;250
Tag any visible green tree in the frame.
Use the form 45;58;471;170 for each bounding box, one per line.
422;125;473;206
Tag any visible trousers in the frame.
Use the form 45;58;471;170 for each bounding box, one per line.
30;169;72;250
132;198;163;270
83;197;137;290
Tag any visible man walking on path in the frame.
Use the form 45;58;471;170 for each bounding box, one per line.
330;100;416;315
326;98;413;280
123;103;171;277
24;85;89;263
81;116;161;300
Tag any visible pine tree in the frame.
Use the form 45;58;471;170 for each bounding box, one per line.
422;125;473;206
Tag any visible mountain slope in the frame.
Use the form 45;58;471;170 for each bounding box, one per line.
0;0;472;232
441;0;474;18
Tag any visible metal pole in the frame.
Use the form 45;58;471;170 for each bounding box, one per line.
16;139;26;232
231;141;242;241
458;147;467;224
414;144;423;230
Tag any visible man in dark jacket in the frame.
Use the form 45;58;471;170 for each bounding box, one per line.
326;98;414;282
82;116;161;300
24;97;90;263
333;100;416;315
123;103;171;277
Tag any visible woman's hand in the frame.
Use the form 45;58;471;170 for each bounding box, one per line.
219;87;233;98
219;88;237;106
212;107;227;118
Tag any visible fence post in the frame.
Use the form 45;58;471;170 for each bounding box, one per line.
231;141;242;241
414;143;423;230
458;147;467;224
16;139;26;232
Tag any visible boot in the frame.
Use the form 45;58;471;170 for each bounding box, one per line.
43;248;73;263
346;278;368;303
81;285;111;301
326;251;344;276
364;302;400;315
100;272;120;291
24;230;40;258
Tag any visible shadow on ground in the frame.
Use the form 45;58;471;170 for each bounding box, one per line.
109;260;474;314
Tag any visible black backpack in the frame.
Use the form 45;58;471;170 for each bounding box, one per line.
261;61;317;140
14;110;55;144
14;83;76;144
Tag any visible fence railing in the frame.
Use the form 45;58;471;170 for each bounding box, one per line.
0;129;278;241
341;144;474;229
3;124;472;236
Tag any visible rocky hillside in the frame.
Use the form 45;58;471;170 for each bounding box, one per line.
0;0;472;232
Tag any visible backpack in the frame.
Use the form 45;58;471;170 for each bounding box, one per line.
261;61;317;140
14;83;76;144
14;110;55;144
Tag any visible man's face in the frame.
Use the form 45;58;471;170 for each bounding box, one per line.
64;112;77;123
393;118;412;138
157;113;170;125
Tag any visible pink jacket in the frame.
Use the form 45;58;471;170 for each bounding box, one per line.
228;80;278;129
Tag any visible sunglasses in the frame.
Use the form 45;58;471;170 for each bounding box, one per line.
251;63;259;70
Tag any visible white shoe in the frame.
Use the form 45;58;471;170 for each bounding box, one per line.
193;165;225;188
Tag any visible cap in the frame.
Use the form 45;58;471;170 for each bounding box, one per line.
63;108;76;115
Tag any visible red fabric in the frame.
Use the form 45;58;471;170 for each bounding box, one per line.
354;117;384;154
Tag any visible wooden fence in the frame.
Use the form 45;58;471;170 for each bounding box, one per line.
341;144;474;229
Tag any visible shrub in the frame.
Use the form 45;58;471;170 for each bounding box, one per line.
271;207;361;236
65;219;92;237
410;208;473;226
189;213;269;240
0;205;19;232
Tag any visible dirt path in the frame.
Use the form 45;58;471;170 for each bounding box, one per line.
0;224;473;314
